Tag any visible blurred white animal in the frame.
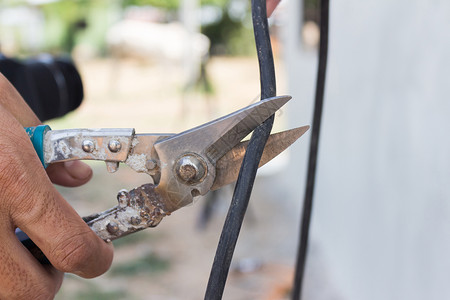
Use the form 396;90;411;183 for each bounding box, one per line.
105;19;213;120
106;20;210;65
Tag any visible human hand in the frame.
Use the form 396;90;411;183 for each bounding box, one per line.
267;0;281;17
0;73;113;299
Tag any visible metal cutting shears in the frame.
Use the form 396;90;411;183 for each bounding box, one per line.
23;95;308;245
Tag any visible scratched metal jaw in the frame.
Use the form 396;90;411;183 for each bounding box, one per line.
42;95;309;241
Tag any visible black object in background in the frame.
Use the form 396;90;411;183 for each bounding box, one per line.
292;0;330;298
204;0;276;298
0;54;84;121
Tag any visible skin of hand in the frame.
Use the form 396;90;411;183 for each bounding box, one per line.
0;73;113;299
267;0;281;17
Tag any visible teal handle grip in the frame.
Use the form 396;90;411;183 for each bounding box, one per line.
25;125;51;168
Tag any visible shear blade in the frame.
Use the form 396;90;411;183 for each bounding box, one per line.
151;95;292;212
211;125;310;190
154;95;291;165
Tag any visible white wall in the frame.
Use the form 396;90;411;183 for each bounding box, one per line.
282;0;450;299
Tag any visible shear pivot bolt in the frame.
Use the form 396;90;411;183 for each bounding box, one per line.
175;154;206;184
106;222;119;234
82;140;95;153
108;140;122;152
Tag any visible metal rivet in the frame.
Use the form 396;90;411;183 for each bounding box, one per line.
106;222;119;234
130;216;141;225
108;140;122;153
117;189;129;207
175;154;207;184
82;140;94;153
146;159;158;170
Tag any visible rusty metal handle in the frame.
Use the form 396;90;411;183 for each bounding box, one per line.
17;183;168;265
84;184;167;242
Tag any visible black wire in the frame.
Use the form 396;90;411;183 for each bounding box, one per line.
292;0;329;299
204;0;276;298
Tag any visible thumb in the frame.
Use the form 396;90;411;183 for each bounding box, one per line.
47;161;93;187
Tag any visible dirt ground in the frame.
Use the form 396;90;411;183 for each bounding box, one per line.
50;56;301;300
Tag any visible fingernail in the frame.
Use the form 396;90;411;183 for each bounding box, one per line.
64;161;92;180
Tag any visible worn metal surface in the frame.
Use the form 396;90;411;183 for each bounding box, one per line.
83;184;168;241
83;125;309;240
40;96;304;241
44;128;135;164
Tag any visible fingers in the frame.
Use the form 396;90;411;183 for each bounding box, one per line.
9;160;114;278
0;224;63;299
0;108;113;280
0;60;112;300
46;161;93;187
267;0;281;17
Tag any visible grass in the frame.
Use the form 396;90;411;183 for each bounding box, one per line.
74;287;128;300
56;279;131;300
110;252;170;276
112;230;152;248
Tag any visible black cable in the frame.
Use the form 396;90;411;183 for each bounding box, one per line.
292;0;329;299
204;0;276;298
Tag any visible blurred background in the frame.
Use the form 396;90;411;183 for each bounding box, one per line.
1;0;450;299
